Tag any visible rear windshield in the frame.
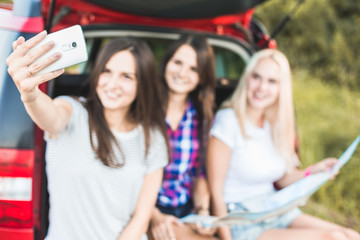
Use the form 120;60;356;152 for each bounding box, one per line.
65;36;246;83
56;35;248;108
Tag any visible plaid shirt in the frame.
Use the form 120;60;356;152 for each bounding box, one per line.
157;100;204;207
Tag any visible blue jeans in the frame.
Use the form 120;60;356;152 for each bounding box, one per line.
227;202;302;240
157;200;194;218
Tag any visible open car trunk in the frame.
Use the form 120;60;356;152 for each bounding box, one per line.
44;0;274;49
86;0;268;18
0;0;274;239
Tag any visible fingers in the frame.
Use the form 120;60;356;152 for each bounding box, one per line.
7;34;62;97
165;220;177;240
18;69;64;103
7;30;61;83
6;31;64;104
326;158;338;167
10;57;63;89
25;49;61;77
21;40;57;69
7;30;47;64
151;218;178;240
32;69;64;87
152;224;164;240
322;157;338;165
12;36;25;51
324;159;337;172
312;158;339;174
8;41;59;80
170;216;183;227
152;225;174;240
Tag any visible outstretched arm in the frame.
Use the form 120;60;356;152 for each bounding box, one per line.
6;31;70;135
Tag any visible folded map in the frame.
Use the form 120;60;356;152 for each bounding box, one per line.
181;136;360;227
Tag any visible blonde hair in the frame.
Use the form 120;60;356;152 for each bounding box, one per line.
222;49;299;171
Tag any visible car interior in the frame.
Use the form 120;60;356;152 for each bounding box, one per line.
50;29;250;109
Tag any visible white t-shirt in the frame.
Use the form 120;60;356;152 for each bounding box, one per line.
210;108;286;203
44;96;168;240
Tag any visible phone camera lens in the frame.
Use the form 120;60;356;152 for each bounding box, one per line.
72;42;77;48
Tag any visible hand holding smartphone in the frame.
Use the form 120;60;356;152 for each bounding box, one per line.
31;25;88;75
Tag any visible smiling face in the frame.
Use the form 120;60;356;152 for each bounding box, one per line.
165;44;200;96
246;57;280;114
96;50;137;114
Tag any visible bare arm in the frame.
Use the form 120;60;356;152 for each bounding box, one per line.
275;168;304;189
118;168;164;240
207;137;232;240
24;96;72;135
192;177;210;213
189;177;218;236
6;31;70;135
276;158;338;189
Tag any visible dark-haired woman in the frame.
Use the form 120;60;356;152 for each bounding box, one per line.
7;33;168;240
148;35;217;240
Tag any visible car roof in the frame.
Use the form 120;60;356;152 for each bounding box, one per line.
86;0;268;19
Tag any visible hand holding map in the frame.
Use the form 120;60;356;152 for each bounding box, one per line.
181;136;360;227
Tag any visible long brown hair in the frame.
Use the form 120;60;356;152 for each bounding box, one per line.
159;35;216;169
86;37;167;168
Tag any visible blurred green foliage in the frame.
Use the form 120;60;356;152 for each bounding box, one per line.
256;0;360;230
255;0;360;89
293;71;360;231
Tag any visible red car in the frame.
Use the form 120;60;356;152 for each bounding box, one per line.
0;0;274;239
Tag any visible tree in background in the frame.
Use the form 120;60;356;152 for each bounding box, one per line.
255;0;360;89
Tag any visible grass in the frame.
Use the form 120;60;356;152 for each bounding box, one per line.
293;70;360;231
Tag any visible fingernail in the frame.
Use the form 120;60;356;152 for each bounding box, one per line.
39;30;47;36
53;52;61;59
47;40;55;47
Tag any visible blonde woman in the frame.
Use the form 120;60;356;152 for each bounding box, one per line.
207;49;360;240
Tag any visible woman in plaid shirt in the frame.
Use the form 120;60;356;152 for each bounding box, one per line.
148;35;217;240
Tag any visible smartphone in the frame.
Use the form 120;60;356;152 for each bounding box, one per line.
32;25;88;76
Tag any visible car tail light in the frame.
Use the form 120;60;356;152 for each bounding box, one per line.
0;149;34;228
